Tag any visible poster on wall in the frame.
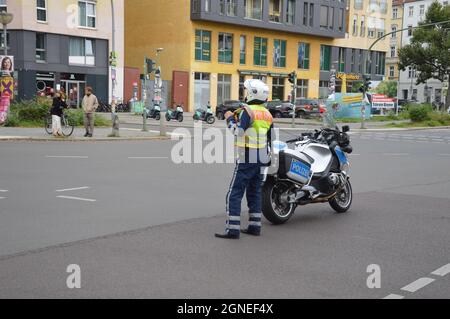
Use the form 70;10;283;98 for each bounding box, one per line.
0;55;14;77
326;93;371;119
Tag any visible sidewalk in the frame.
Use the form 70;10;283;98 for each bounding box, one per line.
0;126;169;141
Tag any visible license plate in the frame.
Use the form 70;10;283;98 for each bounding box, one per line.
289;159;310;180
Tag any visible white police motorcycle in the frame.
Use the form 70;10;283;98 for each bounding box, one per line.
262;123;353;224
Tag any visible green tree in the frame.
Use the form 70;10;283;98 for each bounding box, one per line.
375;81;398;98
398;1;450;108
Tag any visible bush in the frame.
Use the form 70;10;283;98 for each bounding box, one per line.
408;104;432;122
65;108;111;127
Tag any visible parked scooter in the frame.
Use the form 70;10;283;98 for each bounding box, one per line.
166;103;184;122
143;103;161;120
193;102;215;124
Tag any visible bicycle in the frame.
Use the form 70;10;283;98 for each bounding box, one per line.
45;112;75;137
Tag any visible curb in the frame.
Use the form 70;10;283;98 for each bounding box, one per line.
0;136;171;142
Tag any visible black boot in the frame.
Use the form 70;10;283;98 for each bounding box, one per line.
241;228;261;236
84;132;89;137
215;232;239;239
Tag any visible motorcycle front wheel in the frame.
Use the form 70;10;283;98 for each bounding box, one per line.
177;114;184;122
206;115;215;124
329;179;352;213
155;113;160;121
165;113;171;121
262;179;296;225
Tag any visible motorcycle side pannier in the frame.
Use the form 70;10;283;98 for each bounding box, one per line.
278;150;312;185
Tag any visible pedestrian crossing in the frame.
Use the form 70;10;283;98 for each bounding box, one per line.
351;132;450;144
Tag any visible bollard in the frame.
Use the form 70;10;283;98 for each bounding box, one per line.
142;107;148;132
108;113;120;137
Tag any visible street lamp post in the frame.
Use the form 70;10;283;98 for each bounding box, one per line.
0;12;13;56
155;48;166;137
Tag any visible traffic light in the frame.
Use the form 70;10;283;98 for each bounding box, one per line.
146;58;156;74
109;51;118;67
359;76;371;94
288;71;296;84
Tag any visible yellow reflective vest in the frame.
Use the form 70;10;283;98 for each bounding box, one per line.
235;104;273;149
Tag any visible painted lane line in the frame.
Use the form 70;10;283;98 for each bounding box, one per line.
431;263;450;277
383;294;405;299
57;195;96;202
400;277;435;293
46;156;89;159
0;189;8;192
128;157;169;159
55;186;90;193
0;197;6;199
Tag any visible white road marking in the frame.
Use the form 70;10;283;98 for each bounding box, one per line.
383;294;405;299
0;197;6;199
57;195;96;202
55;186;90;193
401;277;435;293
128;156;169;159
431;263;450;277
0;189;8;192
46;156;88;159
383;153;409;156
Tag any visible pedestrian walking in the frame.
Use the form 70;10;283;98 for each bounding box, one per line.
82;86;99;137
215;79;274;239
50;92;67;137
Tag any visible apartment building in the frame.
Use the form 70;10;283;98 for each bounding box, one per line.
125;0;389;111
3;0;124;106
398;0;447;103
385;0;404;82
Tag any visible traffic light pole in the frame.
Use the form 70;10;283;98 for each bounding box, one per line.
142;57;148;132
291;74;297;128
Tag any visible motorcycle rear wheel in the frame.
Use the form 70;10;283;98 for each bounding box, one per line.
262;179;296;225
329;179;352;213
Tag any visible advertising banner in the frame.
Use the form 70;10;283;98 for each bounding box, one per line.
326;93;371;119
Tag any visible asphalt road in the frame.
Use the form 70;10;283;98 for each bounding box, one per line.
0;127;449;298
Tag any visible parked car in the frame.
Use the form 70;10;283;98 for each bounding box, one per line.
266;100;294;118
294;99;324;118
215;100;242;120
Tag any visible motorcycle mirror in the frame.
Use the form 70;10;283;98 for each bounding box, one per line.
342;125;350;133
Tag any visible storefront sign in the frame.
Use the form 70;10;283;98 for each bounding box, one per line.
336;73;361;81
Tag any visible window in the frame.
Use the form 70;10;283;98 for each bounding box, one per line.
309;3;314;27
272;77;285;100
0;0;6;12
360;15;365;37
195;30;211;62
192;0;200;13
389;66;395;77
375;52;385;75
352;15;358;35
354;0;363;10
253;37;268;66
239;76;245;101
359;49;364;73
36;33;46;62
273;39;286;68
220;0;237;16
286;0;295;25
240;35;246;64
419;5;425;16
338;47;346;72
205;0;209;12
245;0;263;20
368;16;376;38
328;7;334;30
377;18;385;39
407;25;413;37
218;33;233;63
338;8;344;32
69;37;95;66
269;0;283;23
390;46;396;58
408;67;416;78
393;7;398;19
296;79;308;98
320;45;331;71
350;49;356;72
391;25;397;38
320;6;328;29
79;1;96;28
408;6;414;17
37;0;47;22
298;42;310;69
319;81;329;99
380;0;387;14
217;74;231;105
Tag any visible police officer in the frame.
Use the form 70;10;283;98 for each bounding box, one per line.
215;79;274;239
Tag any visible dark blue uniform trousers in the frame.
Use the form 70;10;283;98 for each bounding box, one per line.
225;162;263;236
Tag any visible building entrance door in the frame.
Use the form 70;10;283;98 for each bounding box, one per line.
194;72;210;109
62;80;85;108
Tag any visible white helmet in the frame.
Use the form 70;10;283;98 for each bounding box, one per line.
244;79;269;103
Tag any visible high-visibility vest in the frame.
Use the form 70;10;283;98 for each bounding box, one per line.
235;104;273;149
